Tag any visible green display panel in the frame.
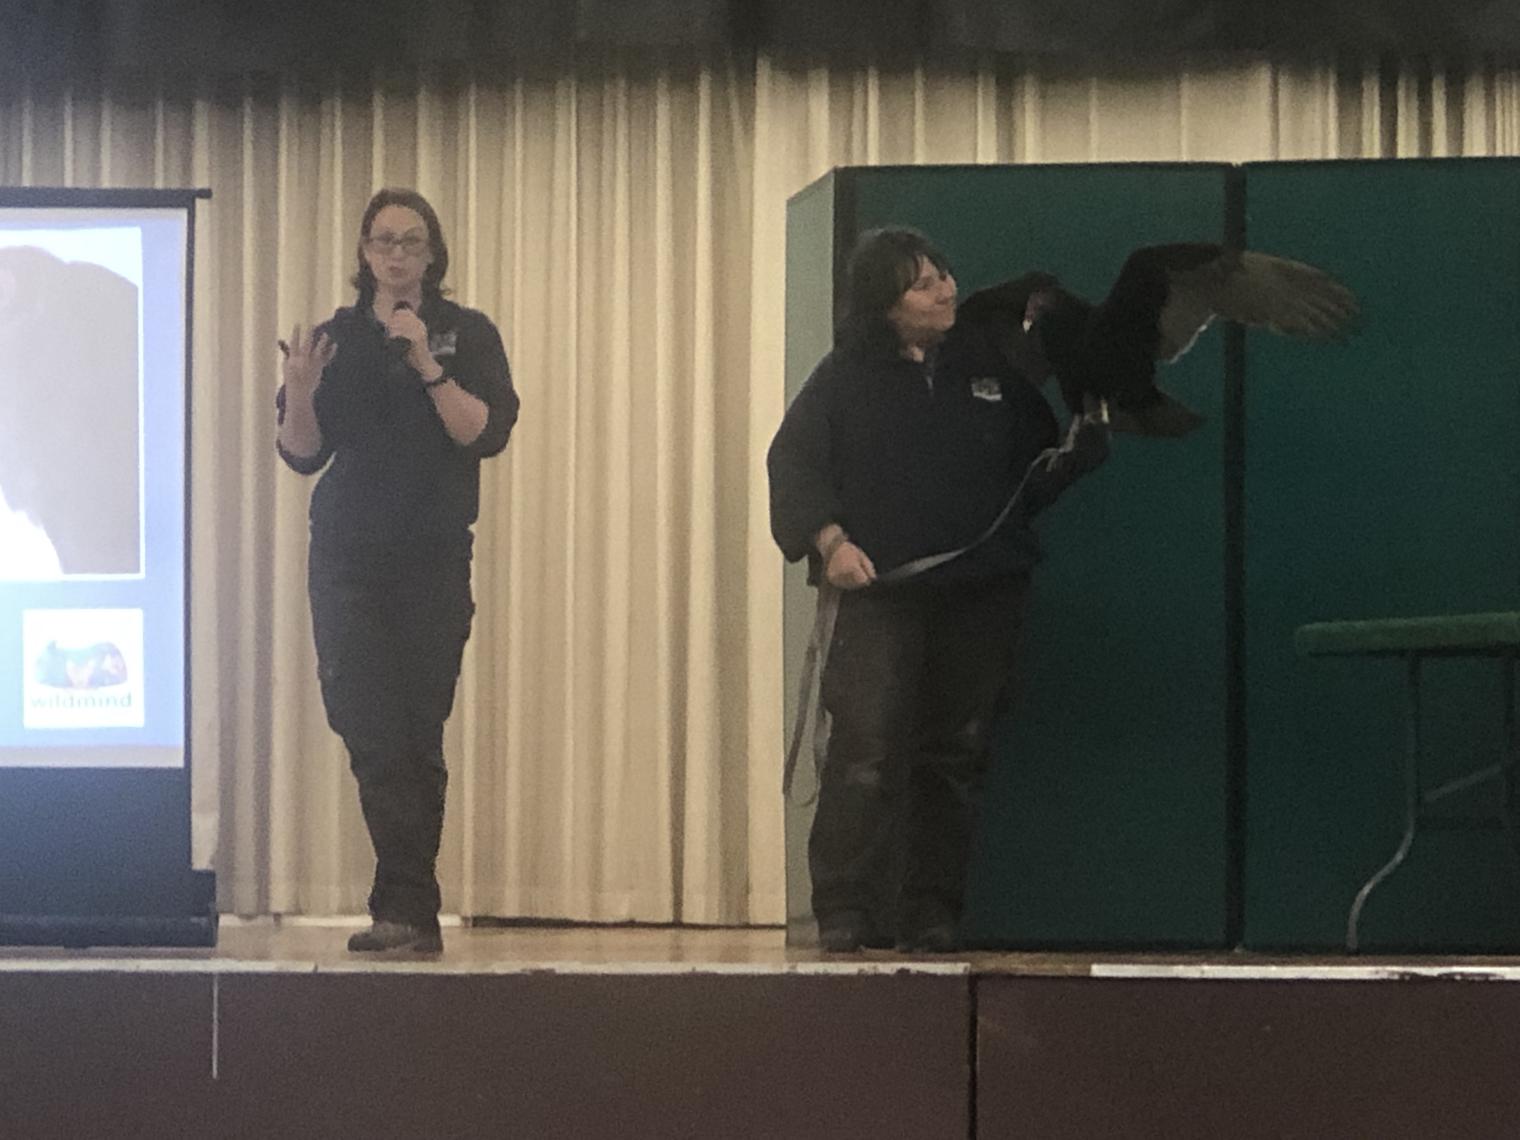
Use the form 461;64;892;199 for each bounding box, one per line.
782;172;839;940
839;165;1234;947
1243;160;1520;950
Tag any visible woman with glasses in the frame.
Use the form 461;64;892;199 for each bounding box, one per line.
275;187;520;954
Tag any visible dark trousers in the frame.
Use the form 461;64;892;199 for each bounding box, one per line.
308;540;475;929
811;573;1031;934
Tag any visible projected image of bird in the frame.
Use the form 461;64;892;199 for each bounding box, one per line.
958;244;1360;438
0;244;141;575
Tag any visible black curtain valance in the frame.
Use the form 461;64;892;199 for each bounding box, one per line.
3;0;1519;79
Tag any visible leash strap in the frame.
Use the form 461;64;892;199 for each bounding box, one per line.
782;444;1061;800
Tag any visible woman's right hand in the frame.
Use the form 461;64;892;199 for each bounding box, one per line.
282;324;336;394
825;540;877;590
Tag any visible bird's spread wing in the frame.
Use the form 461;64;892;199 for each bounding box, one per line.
1124;246;1361;366
1106;244;1360;364
1173;248;1359;344
1099;243;1220;362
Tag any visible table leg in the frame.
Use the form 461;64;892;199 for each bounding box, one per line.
1347;652;1422;952
1503;651;1519;864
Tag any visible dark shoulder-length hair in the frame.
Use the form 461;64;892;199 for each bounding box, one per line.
835;226;952;354
351;187;451;305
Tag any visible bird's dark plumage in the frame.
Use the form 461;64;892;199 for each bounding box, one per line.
959;243;1360;438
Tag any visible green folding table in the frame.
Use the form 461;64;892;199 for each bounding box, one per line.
1296;613;1520;951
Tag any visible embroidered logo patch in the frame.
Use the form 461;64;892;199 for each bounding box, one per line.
428;330;458;359
970;377;1003;402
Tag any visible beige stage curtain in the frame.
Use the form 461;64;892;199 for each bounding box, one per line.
1;56;1517;923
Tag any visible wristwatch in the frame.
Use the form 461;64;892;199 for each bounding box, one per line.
422;373;449;390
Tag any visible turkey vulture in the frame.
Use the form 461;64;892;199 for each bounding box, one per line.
956;244;1360;438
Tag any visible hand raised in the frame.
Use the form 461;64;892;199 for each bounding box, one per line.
281;324;336;392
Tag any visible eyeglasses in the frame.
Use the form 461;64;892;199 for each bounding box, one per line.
364;233;429;257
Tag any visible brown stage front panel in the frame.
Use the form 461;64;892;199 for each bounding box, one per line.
217;969;971;1140
978;974;1520;1139
0;971;216;1140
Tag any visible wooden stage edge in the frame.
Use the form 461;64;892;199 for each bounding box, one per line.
11;923;1520;1138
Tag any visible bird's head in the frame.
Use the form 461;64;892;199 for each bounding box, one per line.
1022;286;1089;375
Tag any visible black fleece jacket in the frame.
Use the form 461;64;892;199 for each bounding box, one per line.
276;296;518;553
767;309;1083;587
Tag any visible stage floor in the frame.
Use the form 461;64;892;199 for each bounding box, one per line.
4;918;1520;979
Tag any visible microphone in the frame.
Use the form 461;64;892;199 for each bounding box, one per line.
385;300;413;356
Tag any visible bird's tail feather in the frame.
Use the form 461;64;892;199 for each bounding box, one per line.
1111;390;1205;438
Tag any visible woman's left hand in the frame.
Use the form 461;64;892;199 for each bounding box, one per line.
1061;396;1111;476
385;305;435;371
